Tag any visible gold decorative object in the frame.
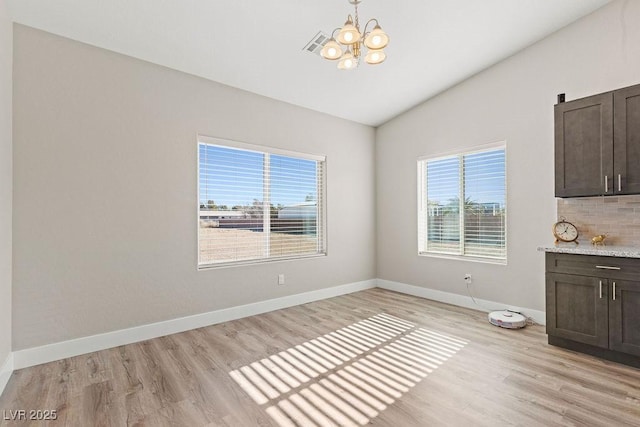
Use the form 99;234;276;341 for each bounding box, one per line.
591;234;607;246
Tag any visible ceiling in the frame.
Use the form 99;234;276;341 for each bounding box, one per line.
7;0;610;127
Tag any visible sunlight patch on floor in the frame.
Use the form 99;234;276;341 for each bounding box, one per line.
229;313;467;426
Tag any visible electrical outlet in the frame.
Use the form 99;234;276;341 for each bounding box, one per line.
464;274;472;284
278;274;285;285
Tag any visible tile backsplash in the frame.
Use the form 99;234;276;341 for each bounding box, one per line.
557;195;640;246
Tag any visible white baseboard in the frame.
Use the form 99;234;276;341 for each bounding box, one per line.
0;352;14;398
11;278;545;371
13;279;377;370
376;279;546;325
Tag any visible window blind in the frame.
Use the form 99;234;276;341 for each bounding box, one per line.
418;146;506;261
198;140;326;268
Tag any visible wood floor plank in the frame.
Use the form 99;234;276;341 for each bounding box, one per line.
2;288;640;426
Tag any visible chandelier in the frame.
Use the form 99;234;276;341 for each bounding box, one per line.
320;0;389;70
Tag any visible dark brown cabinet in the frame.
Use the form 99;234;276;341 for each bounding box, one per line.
555;83;640;198
613;84;640;195
545;252;640;366
546;272;609;347
609;279;640;356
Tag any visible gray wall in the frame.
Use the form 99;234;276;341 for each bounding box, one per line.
0;3;12;366
12;25;376;350
376;0;640;312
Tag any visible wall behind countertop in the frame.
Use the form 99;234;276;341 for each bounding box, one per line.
558;195;640;246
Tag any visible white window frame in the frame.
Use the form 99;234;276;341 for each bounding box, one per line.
417;142;507;264
197;135;327;269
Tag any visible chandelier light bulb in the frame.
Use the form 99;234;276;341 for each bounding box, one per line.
365;48;386;65
320;38;343;60
338;50;357;70
337;16;361;45
364;25;389;50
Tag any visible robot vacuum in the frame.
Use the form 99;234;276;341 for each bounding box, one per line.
488;310;527;329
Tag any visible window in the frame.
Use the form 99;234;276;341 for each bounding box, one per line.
418;144;506;261
198;136;326;268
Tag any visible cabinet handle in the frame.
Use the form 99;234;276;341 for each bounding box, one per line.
595;265;621;270
618;174;622;192
613;282;616;301
599;280;603;299
605;175;609;193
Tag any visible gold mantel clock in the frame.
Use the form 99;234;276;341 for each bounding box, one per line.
553;217;579;245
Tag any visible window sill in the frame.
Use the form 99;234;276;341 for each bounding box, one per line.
198;253;327;270
418;251;507;265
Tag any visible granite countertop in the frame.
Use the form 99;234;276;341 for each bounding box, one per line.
537;245;640;258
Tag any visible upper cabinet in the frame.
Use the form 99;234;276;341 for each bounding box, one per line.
555;83;640;198
614;85;640;195
555;92;612;197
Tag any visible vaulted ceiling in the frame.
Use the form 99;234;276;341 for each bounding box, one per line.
7;0;610;126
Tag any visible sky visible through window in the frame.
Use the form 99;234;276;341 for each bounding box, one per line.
199;144;318;208
426;150;505;206
465;150;505;205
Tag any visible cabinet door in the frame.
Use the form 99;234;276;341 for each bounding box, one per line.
614;84;640;195
609;280;640;356
555;92;613;197
546;273;609;348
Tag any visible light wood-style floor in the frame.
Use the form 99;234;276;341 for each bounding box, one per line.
1;288;640;426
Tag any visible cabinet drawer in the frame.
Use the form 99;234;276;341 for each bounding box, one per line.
546;252;640;280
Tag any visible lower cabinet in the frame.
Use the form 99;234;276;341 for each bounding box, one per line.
609;279;640;356
545;253;640;366
546;273;609;348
